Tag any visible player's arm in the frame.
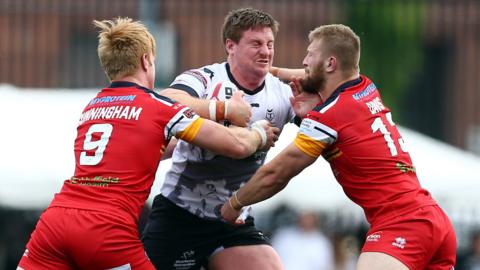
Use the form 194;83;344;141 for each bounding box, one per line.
161;88;252;127
270;66;305;82
221;142;318;224
160;138;177;160
177;118;279;159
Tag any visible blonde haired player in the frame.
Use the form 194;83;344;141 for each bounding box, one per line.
17;17;276;270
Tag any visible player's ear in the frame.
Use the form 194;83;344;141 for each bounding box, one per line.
225;39;235;54
325;56;336;72
141;53;149;71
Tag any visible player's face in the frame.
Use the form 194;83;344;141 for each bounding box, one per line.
228;27;275;80
301;40;326;93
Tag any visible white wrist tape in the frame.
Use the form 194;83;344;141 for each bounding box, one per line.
251;120;268;148
224;100;229;119
209;100;216;122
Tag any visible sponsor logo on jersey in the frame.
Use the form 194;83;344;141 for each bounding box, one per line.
366;231;382;242
266;108;275;122
352;82;377;100
392;237;407;249
89;95;136;105
182;108;196;119
184;70;207;89
69;176;121;187
396;162;416;173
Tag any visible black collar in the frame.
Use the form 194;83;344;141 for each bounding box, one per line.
225;63;265;95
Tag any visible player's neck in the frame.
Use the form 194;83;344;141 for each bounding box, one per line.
114;73;151;90
228;63;265;90
321;72;359;100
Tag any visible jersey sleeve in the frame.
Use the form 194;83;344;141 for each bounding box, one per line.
294;114;336;158
170;69;211;98
164;106;203;142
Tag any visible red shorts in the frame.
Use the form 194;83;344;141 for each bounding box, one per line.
17;207;155;270
362;205;456;270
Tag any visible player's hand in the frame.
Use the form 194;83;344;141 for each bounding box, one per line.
252;120;280;151
221;200;243;225
289;76;322;118
225;90;252;127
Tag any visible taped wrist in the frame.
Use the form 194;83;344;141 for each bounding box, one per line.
209;100;227;122
251;120;268;148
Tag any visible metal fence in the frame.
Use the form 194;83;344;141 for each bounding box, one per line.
1;0;479;152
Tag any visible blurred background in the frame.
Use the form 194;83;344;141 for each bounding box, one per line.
1;0;480;269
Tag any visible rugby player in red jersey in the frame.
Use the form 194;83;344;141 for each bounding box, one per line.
17;17;277;270
222;24;456;270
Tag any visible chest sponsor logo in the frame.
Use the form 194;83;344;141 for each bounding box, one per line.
265;108;274;122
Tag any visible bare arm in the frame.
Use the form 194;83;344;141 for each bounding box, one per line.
270;67;305;82
186;119;279;159
221;142;317;224
161;88;252;127
161;138;177;160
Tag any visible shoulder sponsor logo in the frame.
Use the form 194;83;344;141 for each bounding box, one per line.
182;108;196;119
352;82;377;100
184;70;208;89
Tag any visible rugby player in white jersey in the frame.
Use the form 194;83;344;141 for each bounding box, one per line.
142;7;320;270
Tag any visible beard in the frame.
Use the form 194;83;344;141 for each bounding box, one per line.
301;66;325;94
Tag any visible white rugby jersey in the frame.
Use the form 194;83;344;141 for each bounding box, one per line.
160;62;295;220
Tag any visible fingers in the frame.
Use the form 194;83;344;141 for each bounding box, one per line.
226;90;252;127
232;90;245;99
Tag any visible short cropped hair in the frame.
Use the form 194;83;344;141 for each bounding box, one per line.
222;7;279;45
308;24;360;74
93;17;156;81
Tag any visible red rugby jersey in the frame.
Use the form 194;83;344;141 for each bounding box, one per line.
294;75;436;225
50;81;201;223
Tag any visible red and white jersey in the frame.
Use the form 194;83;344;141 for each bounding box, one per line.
50;81;203;223
294;75;436;225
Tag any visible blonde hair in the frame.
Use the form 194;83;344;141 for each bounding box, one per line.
308;24;360;74
93;17;156;81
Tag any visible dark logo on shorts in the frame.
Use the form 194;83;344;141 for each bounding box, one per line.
174;250;196;269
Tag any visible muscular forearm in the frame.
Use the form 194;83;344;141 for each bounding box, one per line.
235;163;289;207
160;89;211;119
270;67;305;81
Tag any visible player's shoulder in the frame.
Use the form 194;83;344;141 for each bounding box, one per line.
136;86;178;108
175;62;227;89
265;73;292;97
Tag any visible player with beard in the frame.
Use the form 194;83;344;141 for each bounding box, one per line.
222;24;457;270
